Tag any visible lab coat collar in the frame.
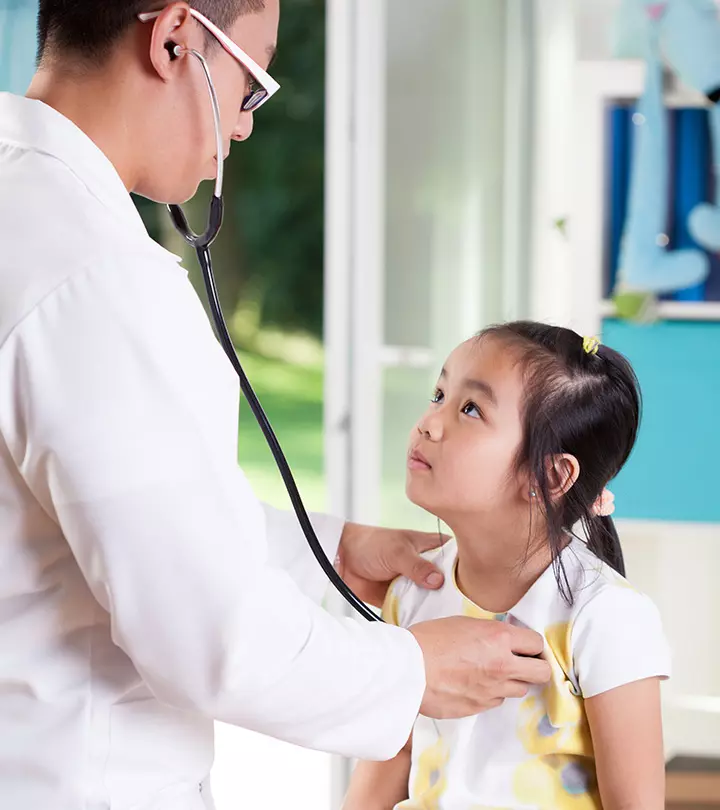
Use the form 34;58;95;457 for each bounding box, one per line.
0;92;182;263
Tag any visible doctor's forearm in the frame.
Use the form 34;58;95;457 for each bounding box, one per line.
135;604;425;760
88;492;425;760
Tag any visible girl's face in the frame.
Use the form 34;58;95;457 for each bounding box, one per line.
407;337;528;523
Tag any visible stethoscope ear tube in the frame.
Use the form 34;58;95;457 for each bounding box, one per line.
167;46;224;250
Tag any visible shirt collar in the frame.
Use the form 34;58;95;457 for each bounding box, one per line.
0;92;182;263
445;537;591;626
510;538;592;627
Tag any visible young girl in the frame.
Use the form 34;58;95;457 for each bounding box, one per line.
343;321;670;810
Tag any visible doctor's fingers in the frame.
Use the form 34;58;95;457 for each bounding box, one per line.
503;623;546;658
506;655;552;687
476;623;551;686
392;530;450;589
499;680;534;700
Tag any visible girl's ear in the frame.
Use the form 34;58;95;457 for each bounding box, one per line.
546;454;580;500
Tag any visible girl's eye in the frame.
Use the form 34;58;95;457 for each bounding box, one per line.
462;401;482;419
431;388;444;404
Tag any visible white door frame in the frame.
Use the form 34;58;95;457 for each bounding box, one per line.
324;0;387;803
324;0;387;531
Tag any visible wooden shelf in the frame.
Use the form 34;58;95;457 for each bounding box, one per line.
666;756;720;807
667;772;720;806
582;59;711;108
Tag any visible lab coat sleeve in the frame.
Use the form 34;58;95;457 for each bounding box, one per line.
0;261;425;761
261;503;343;605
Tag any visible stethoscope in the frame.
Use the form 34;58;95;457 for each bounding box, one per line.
165;45;380;624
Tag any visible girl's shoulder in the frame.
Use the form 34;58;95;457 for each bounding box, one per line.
563;538;648;610
382;539;464;628
560;541;671;697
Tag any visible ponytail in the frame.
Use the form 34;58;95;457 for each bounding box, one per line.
585;514;626;577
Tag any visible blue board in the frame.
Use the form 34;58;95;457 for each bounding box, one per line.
603;318;719;522
606;105;631;296
672;109;709;301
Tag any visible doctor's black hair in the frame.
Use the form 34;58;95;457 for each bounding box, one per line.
476;321;641;604
38;0;265;64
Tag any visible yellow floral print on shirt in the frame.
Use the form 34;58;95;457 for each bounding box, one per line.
513;754;599;809
397;737;450;810
514;622;598;807
383;582;401;625
517;622;592;757
461;597;505;622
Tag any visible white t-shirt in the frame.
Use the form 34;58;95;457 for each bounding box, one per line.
383;537;671;810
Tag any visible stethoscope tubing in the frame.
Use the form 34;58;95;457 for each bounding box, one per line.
165;47;380;623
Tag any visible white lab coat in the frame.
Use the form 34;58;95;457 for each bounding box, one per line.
0;93;425;810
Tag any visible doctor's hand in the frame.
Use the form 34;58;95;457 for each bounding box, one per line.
336;523;449;608
410;618;551;718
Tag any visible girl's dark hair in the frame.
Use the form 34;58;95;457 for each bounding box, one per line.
38;0;265;64
479;321;641;603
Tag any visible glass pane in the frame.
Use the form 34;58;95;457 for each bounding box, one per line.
380;366;439;531
379;0;509;535
383;0;508;353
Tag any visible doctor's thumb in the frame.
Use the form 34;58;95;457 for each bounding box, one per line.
405;555;445;591
396;529;449;590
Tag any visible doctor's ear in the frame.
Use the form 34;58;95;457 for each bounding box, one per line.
145;4;197;79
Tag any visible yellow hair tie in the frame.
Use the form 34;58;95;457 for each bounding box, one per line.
583;336;600;356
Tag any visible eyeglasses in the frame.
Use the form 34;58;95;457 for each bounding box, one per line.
138;8;280;111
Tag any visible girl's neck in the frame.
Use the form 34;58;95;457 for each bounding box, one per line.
450;516;556;614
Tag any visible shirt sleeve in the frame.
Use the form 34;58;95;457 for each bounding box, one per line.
262;503;344;605
571;585;672;699
382;576;415;627
0;261;425;761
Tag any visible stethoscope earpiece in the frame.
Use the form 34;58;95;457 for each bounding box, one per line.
165;40;182;61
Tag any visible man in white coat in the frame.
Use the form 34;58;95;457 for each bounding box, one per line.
0;1;551;808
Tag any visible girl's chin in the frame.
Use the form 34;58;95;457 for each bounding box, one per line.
405;482;442;516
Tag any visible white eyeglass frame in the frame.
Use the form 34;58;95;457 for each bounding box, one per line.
138;7;280;110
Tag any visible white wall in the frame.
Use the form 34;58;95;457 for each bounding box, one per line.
621;523;720;757
576;0;622;61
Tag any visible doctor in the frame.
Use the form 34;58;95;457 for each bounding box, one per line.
0;1;551;808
